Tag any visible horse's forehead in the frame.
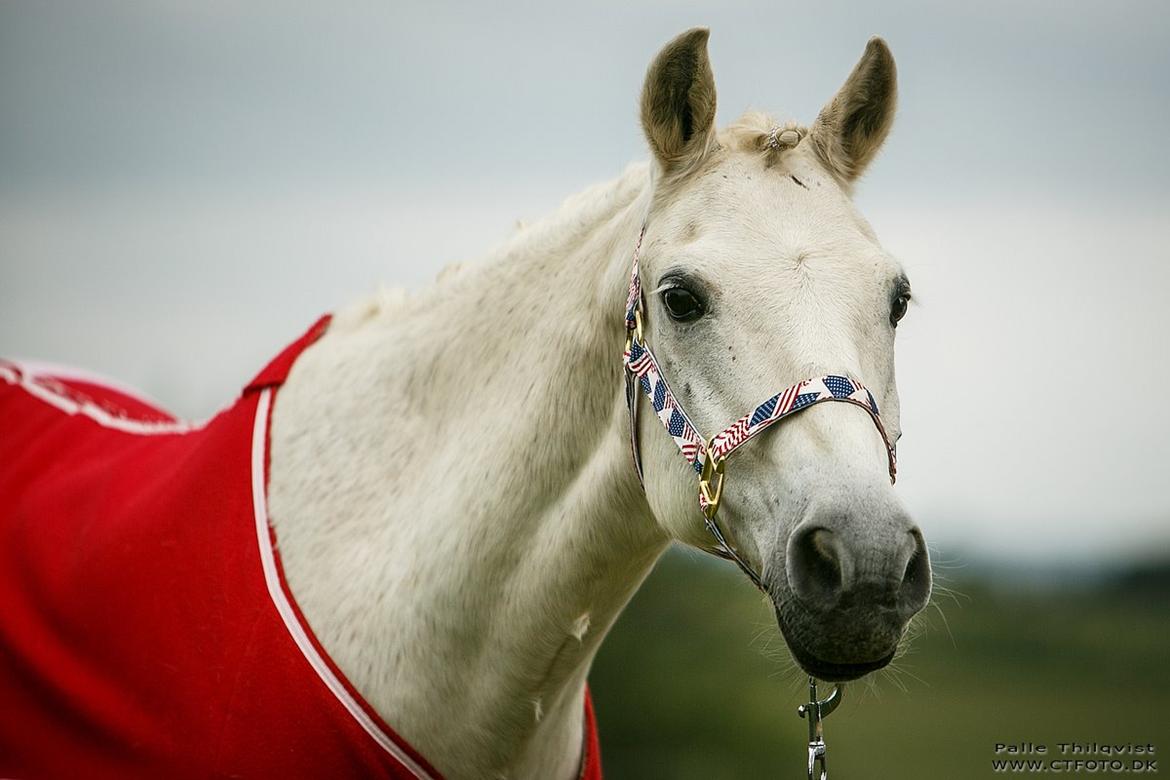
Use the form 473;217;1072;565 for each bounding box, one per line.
656;151;886;275
665;150;870;240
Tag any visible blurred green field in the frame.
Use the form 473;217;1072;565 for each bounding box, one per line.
590;548;1170;779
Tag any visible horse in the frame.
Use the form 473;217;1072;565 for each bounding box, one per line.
0;28;930;780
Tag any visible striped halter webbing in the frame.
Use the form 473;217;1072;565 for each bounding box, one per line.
621;224;897;589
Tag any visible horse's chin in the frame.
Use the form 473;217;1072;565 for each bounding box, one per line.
786;641;895;682
774;608;898;682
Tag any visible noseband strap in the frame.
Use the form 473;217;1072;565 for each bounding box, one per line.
622;224;898;589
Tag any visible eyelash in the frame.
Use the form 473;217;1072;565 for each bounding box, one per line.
891;290;911;326
656;275;707;322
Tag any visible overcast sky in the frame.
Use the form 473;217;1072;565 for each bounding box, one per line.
2;1;1168;566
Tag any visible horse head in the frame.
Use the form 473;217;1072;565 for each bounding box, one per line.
632;29;930;682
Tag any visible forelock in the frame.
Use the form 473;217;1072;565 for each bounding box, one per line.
719;111;809;165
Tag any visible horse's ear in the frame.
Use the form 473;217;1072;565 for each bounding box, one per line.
640;28;718;179
809;37;897;186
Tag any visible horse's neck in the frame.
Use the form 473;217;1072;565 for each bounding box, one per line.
267;164;668;779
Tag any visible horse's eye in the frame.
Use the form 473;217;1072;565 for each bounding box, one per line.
891;293;910;326
662;286;705;322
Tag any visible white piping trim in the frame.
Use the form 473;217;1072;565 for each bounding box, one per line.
8;360;169;408
249;389;434;779
1;360;203;436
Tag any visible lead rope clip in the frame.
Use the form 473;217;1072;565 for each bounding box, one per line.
797;676;843;780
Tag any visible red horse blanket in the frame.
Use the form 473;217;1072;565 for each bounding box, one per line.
0;318;602;780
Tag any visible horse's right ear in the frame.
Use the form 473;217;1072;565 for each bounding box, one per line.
640;28;717;180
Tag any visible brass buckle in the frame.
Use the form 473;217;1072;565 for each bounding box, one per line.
625;308;645;353
698;445;726;519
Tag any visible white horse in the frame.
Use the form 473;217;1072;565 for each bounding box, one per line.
0;28;929;780
267;28;930;778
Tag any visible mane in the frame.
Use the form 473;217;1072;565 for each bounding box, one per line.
334;112;807;332
333;162;649;331
720;111;809;164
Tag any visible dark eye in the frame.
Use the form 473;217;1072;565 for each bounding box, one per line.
662;286;705;322
891;293;910;326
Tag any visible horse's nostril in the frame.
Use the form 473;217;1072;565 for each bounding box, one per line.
898;529;932;615
786;526;849;610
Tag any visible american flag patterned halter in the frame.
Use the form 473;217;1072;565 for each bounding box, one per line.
622;224;898;589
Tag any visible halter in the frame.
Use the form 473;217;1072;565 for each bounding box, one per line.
622;224;898;588
621;224;895;780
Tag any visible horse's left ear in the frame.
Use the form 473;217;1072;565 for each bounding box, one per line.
810;37;897;186
640;28;718;180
